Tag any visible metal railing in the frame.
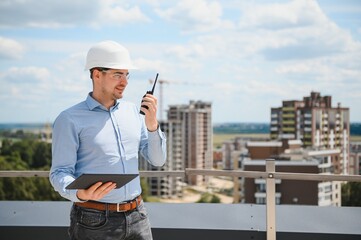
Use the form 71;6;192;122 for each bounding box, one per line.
1;159;361;240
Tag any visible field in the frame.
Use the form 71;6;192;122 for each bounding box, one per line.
213;133;361;148
350;135;361;142
213;133;269;148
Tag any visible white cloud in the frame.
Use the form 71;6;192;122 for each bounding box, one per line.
234;0;361;61
239;0;328;30
1;0;361;122
156;0;234;33
96;0;151;27
133;58;171;74
0;0;98;28
0;37;24;60
0;66;51;102
0;0;150;28
2;66;50;83
145;0;359;74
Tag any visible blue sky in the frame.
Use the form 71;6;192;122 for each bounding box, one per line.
0;0;360;123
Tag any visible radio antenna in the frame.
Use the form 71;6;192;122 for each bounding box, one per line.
151;73;159;94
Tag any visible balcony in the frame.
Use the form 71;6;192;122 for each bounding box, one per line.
1;162;361;240
282;120;295;125
304;120;312;125
282;114;295;118
282;107;294;111
281;127;295;132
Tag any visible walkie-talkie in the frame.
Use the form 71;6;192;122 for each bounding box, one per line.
140;73;159;115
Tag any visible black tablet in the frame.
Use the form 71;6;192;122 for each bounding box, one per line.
65;173;138;189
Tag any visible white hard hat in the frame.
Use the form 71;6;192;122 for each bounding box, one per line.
84;40;137;70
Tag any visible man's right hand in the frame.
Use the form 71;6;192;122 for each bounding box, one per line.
76;182;117;201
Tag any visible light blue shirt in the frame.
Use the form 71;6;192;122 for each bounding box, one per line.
50;93;167;203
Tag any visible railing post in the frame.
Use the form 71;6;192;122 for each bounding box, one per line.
266;159;276;240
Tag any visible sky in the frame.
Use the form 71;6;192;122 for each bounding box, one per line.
0;0;360;124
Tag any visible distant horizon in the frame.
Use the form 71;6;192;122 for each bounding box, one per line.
1;122;361;136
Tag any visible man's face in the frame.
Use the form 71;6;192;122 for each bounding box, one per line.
95;68;129;100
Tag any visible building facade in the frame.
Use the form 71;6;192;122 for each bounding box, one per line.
349;142;361;175
170;101;213;186
233;140;342;206
140;100;213;198
270;91;350;174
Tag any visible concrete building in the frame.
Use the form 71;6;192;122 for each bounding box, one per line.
222;137;247;170
246;139;302;160
216;136;252;170
270;91;350;174
349;142;361;175
139;120;184;198
233;140;342;206
168;101;213;186
140;100;213;198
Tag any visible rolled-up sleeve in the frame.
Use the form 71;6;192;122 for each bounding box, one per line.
139;122;167;167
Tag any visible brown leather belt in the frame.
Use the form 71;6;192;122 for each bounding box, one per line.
75;196;142;212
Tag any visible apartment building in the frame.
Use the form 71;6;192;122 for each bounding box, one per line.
270;91;350;174
222;137;247;170
222;136;269;170
140;100;213;198
139;120;184;198
233;140;341;206
246;139;302;159
169;101;213;186
349;142;361;175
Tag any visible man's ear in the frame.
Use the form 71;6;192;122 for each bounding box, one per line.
92;69;104;85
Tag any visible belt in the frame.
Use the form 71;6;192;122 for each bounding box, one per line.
75;196;142;212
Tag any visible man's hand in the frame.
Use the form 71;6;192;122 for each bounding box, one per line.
140;94;159;132
76;182;116;201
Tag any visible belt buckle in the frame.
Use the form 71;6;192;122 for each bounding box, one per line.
116;201;127;212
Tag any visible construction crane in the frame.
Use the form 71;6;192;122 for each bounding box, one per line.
148;77;206;121
148;78;169;121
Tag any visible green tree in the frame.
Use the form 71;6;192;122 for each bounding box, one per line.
0;139;13;156
10;139;35;166
0;138;63;201
32;176;64;201
32;141;51;168
342;182;361;206
197;192;221;203
1;177;37;200
1;152;28;169
140;177;150;201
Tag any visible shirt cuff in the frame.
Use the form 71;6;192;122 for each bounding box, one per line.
147;124;159;132
69;189;87;203
148;126;166;140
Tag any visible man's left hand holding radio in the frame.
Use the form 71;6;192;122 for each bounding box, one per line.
140;94;159;132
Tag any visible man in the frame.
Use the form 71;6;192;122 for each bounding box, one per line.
50;40;166;240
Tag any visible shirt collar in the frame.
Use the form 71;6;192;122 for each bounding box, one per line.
86;92;120;111
86;92;102;110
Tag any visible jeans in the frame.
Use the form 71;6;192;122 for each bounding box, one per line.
69;201;153;240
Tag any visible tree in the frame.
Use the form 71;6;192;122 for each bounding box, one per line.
0;139;12;156
0;138;63;201
197;192;221;203
32;176;64;201
342;182;361;206
1;152;28;169
10;140;35;166
32;142;51;168
140;177;150;202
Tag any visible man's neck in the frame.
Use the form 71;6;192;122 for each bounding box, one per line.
91;92;115;110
